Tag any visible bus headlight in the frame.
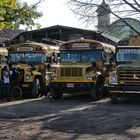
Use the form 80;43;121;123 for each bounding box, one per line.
86;76;93;80
109;74;118;85
51;74;57;80
45;75;50;80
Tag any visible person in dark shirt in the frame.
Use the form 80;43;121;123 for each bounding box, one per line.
9;64;18;86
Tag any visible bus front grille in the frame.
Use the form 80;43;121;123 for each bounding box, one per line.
60;67;82;77
119;70;140;85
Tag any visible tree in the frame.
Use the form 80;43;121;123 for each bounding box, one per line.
0;0;43;30
67;0;140;35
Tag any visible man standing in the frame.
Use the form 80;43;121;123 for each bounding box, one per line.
10;64;20;85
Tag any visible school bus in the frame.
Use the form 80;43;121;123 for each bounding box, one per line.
49;38;115;100
0;47;8;83
109;37;140;103
8;42;59;97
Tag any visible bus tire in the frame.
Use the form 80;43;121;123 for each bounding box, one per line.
32;78;41;98
11;86;22;100
111;94;118;104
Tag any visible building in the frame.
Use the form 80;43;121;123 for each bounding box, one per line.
0;29;23;46
97;0;140;40
107;18;140;40
96;0;111;32
9;25;118;46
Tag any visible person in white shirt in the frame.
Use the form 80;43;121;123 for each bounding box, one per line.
2;66;11;101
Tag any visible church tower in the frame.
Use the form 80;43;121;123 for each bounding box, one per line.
96;0;111;32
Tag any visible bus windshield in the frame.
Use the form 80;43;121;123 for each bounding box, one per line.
117;48;140;61
9;53;46;64
60;50;102;62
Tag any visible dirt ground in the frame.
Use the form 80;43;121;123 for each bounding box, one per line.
1;94;140;140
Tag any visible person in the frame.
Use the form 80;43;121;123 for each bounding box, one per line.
9;63;13;81
9;63;18;86
2;65;11;101
0;75;3;101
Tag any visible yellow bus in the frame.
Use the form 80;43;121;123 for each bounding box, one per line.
109;37;140;103
8;42;59;97
49;38;115;100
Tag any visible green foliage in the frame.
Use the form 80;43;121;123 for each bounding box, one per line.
0;0;43;30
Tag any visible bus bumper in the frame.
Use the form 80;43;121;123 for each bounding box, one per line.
109;85;140;95
50;82;95;93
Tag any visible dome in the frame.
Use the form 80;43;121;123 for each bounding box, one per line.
107;18;140;39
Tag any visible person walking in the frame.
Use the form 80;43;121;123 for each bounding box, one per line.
2;66;11;101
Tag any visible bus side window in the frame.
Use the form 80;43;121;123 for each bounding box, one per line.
102;52;106;61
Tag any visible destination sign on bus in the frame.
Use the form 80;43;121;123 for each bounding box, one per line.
17;47;33;52
72;43;90;48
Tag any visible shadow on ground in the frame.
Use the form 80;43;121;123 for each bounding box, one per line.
1;94;140;139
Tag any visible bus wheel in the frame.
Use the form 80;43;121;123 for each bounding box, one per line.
11;86;22;100
32;78;41;98
95;79;104;100
51;88;63;99
111;94;118;104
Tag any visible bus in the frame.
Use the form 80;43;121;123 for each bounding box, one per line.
49;38;115;100
109;44;140;103
8;42;59;98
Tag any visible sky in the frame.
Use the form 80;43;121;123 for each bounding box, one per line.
21;0;96;30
